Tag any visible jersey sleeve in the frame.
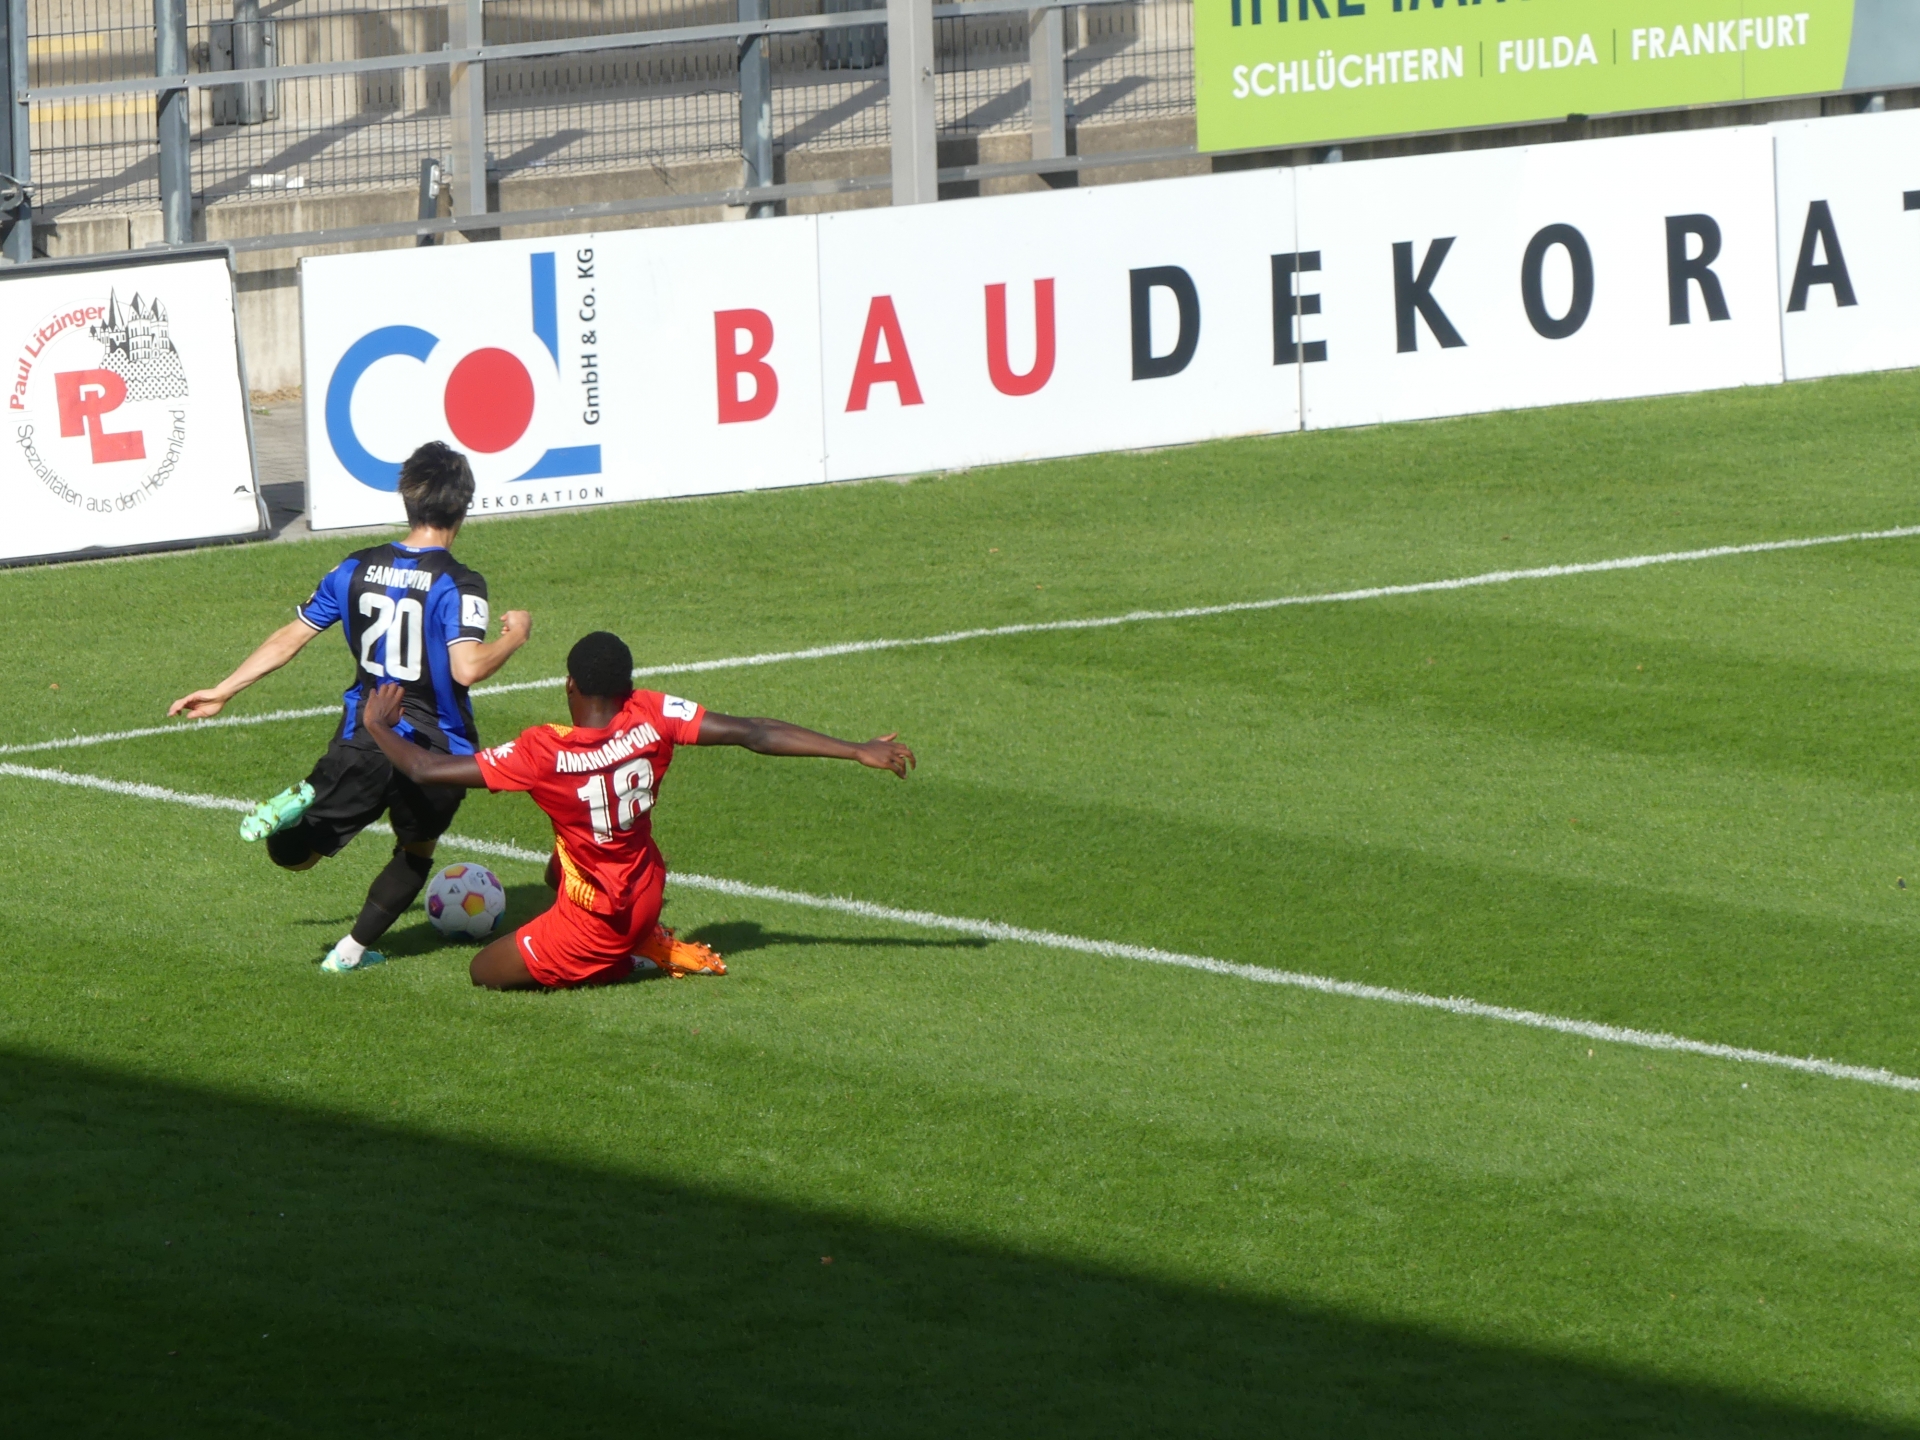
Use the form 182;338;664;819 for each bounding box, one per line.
656;693;705;744
296;560;353;631
475;729;544;793
444;570;489;647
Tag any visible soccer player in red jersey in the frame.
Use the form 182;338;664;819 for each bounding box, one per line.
360;630;915;989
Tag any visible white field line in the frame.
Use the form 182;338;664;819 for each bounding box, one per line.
8;522;1919;761
5;760;1916;1097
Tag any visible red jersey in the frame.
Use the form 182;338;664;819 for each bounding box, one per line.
475;689;705;916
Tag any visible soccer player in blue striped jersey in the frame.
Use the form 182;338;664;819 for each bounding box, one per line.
169;442;531;972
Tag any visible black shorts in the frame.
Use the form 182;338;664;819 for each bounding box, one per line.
296;736;465;857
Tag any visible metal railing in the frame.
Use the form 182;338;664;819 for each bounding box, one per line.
0;0;1193;255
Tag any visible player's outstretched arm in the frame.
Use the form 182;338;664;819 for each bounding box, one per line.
695;713;916;778
449;609;533;687
363;683;487;788
167;618;322;720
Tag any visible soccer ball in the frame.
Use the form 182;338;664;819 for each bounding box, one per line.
424;863;506;940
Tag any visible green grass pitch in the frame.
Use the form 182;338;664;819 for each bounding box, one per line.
5;372;1920;1435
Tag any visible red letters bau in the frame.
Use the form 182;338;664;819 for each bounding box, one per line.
714;282;1059;422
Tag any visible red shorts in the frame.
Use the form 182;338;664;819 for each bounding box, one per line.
513;865;665;988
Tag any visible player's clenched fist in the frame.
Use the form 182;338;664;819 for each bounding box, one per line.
498;610;532;643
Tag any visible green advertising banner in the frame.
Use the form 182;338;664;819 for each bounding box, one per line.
1195;0;1920;154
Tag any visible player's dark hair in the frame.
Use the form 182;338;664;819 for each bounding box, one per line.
397;442;475;530
568;631;634;699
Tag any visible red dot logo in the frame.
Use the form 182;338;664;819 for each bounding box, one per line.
443;348;534;453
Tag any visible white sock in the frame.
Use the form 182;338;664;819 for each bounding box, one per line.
333;935;367;964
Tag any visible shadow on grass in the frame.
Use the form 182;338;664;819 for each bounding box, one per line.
357;890;996;967
2;1050;1905;1438
372;883;558;961
684;919;990;956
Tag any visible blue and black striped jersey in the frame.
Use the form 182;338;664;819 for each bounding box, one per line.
297;542;490;753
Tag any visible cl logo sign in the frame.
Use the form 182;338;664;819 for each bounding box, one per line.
324;253;600;491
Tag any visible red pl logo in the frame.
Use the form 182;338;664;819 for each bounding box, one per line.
54;369;146;463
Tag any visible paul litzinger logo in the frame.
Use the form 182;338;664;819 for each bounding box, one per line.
325;251;602;502
8;289;191;517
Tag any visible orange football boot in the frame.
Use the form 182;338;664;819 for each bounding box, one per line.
634;923;727;977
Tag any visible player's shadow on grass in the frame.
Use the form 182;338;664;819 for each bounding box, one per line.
3;1049;1906;1439
682;919;991;955
327;903;995;966
373;918;485;960
357;883;561;961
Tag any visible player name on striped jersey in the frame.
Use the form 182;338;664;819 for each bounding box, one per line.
552;724;662;774
360;564;438;592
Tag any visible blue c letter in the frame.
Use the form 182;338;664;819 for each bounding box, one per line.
326;326;439;491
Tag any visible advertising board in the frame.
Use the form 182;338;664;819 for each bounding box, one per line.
302;171;1305;524
300;218;825;531
300;108;1920;532
1772;106;1920;380
1;249;265;565
1297;128;1784;430
816;170;1299;483
1194;0;1913;155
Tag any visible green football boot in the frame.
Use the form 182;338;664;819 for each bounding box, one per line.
320;943;385;974
239;782;315;842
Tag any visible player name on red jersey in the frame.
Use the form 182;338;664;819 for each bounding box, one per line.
552;723;662;774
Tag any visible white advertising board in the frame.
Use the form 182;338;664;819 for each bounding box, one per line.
815;170;1299;483
1771;107;1920;381
302;111;1920;532
299;216;826;531
1297;129;1784;431
2;249;264;563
